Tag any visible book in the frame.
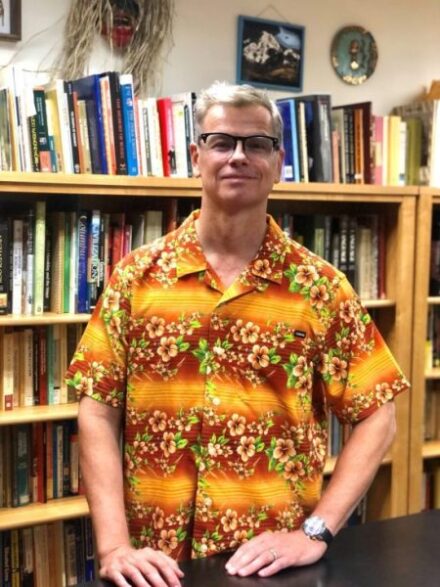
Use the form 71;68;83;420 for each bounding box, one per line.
24;207;35;315
33;88;52;172
157;96;177;177
71;74;108;174
119;73;139;175
146;97;164;177
45;80;74;174
12;424;31;506
12;218;24;316
276;97;300;182
0;87;13;171
299;94;333;182
107;71;127;175
393;99;440;186
0;328;14;410
0;216;10;314
333;102;373;184
99;74;117;175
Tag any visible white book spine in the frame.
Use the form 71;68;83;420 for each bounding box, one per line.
12;219;24;315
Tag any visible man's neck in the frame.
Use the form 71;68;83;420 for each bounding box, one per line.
195;203;268;288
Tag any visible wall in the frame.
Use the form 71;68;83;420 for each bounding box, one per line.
0;0;439;114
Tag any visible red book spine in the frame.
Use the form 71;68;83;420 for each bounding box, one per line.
156;97;176;177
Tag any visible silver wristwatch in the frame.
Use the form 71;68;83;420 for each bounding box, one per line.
302;515;334;545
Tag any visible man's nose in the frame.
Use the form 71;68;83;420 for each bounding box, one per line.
229;139;248;161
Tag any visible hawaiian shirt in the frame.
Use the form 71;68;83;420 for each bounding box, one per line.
66;210;409;561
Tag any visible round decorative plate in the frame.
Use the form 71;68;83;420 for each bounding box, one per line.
331;26;378;85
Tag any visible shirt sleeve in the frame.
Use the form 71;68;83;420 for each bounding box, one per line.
65;256;133;408
319;275;410;424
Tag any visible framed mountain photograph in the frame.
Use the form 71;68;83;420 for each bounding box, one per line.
236;15;305;92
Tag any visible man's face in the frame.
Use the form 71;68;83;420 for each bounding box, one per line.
190;104;284;212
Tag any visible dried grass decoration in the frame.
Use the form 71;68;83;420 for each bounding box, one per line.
56;0;174;93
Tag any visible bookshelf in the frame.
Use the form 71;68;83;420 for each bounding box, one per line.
409;187;440;512
0;173;417;534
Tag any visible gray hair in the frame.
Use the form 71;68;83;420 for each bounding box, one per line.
194;81;283;143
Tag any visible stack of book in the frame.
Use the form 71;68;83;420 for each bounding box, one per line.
1;517;96;585
0;66;197;178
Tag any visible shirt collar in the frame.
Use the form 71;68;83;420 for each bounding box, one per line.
175;210;290;285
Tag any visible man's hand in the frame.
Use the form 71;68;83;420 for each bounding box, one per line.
99;544;184;587
225;530;327;578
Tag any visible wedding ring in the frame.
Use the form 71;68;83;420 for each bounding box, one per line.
269;548;278;563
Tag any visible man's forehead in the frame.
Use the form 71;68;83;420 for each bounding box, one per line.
201;103;273;130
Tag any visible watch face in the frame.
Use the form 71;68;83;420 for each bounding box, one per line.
331;25;378;85
303;515;326;536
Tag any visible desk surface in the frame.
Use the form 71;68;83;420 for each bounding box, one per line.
80;510;440;587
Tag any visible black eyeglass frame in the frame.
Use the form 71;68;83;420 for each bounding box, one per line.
198;132;280;153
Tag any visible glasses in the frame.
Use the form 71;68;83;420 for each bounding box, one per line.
198;132;280;158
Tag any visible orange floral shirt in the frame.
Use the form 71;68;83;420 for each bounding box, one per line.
66;210;409;560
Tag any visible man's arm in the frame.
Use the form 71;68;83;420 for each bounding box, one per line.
78;396;184;587
225;401;396;577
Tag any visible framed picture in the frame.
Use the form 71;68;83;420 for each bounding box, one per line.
0;0;21;42
236;15;305;92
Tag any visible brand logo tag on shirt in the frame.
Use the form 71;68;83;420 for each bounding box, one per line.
294;330;306;339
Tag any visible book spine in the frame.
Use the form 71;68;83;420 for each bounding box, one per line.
34;201;46;315
12;219;23;316
0;217;10;314
108;72;127;175
1;329;14;410
120;74;139;175
24;207;34;315
157;97;176;177
65;81;81;174
77;212;89;313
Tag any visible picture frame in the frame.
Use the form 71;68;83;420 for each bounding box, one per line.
236;15;305;92
0;0;21;42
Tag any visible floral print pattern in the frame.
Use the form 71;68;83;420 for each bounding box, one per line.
66;210;409;561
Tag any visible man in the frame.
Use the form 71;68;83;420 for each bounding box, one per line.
66;81;409;587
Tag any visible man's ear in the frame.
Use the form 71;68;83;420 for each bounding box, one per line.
274;147;285;183
190;143;201;177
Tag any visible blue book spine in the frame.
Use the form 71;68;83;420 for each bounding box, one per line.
277;98;300;183
77;212;89;313
120;74;139;176
87;210;101;310
276;100;294;181
83;517;96;580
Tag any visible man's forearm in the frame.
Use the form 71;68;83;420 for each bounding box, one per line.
313;401;397;535
78;396;130;559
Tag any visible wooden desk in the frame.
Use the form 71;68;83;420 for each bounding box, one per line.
80;510;440;587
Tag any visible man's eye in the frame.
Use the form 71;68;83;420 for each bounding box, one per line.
247;139;270;152
211;139;232;150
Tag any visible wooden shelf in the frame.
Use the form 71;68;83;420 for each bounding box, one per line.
427;296;440;305
0;403;79;425
0;312;90;326
362;299;395;309
425;369;440;380
422;440;440;460
0;495;89;530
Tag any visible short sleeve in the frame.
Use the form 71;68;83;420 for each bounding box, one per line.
65;257;133;408
319;276;410;424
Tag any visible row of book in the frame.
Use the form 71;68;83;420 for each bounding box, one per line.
0;325;82;410
1;517;96;586
425;306;440;370
277;93;440;187
0;200;188;317
274;211;386;300
0;201;386;320
0;66;196;178
423;462;440;510
424;384;440;441
0;420;80;508
1;65;440;186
